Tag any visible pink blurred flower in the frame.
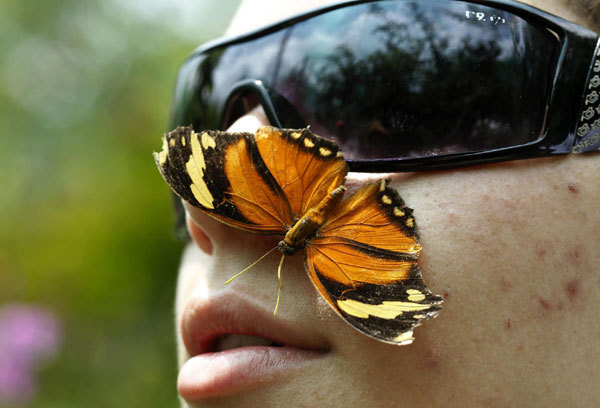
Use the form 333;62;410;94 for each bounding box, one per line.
0;303;61;406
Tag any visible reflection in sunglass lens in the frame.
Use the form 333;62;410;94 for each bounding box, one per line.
201;0;559;160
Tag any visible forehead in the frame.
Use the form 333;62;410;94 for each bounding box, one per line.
226;0;595;36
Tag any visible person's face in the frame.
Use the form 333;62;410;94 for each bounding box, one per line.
174;1;600;407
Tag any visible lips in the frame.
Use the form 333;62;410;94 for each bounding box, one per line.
177;292;330;401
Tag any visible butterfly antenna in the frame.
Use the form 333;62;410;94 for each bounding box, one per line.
273;255;286;316
224;246;278;285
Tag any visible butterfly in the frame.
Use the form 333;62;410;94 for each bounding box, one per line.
154;126;442;345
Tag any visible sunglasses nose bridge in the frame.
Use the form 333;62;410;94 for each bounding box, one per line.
220;79;284;129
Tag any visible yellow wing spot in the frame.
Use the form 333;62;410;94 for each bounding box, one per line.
181;136;186;146
319;147;332;157
290;131;302;140
406;289;426;302
336;298;431;320
408;244;422;253
392;330;414;345
201;132;216;149
413;314;426;319
186;132;214;209
393;207;405;217
336;151;344;158
381;195;392;205
379;180;386;192
157;137;169;166
256;127;274;136
169;138;176;147
303;138;315;148
406;217;415;228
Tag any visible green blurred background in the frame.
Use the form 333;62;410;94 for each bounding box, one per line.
0;1;240;406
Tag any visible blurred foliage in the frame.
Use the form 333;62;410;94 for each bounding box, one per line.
0;0;240;406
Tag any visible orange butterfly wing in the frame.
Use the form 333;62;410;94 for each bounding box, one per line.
305;180;442;345
154;126;346;234
253;127;348;216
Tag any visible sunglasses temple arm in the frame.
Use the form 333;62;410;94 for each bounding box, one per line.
572;38;600;154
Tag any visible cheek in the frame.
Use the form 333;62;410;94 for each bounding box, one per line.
379;159;600;403
397;164;583;296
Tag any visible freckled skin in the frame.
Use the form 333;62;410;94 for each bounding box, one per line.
538;297;552;311
568;183;580;193
175;1;600;407
565;279;580;300
500;275;513;292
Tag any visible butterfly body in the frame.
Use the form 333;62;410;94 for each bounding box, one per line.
279;185;347;256
155;126;442;345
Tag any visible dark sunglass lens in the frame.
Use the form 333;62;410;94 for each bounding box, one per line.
271;1;559;159
179;1;560;161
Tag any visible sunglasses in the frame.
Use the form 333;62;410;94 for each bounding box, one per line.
168;0;600;174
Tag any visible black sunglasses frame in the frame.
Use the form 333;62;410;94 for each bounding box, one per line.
168;0;600;173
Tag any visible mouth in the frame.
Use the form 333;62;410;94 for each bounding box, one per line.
213;333;284;351
177;293;329;401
